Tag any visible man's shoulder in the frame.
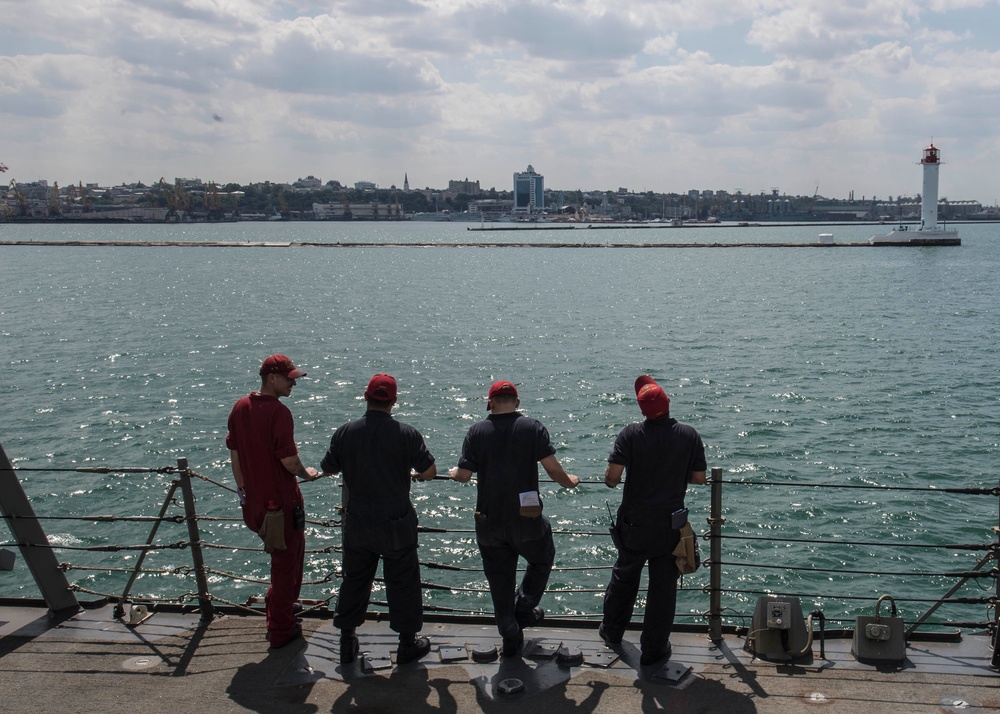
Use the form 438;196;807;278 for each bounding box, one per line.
619;418;698;436
511;412;546;428
394;418;423;436
230;392;275;412
672;420;701;437
483;412;546;431
335;414;368;432
473;413;505;428
617;420;646;436
230;394;251;411
360;413;425;439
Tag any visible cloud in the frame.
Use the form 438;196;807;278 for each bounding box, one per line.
455;1;647;62
746;1;918;60
849;41;916;76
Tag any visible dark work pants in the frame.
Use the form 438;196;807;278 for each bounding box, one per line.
333;509;423;635
476;514;555;638
602;535;680;656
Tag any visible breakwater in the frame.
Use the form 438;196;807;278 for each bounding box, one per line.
0;239;962;248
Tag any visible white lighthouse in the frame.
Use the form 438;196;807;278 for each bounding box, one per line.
870;144;959;244
920;144;942;230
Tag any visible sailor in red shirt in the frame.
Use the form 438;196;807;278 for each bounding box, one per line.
227;354;321;649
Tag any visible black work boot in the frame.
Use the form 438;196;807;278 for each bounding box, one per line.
396;634;431;664
515;607;545;629
340;628;360;664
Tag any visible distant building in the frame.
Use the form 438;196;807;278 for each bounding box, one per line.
513;165;543;214
354;180;376;191
312;201;404;220
469;199;514;221
403;174;410;192
448;178;481;195
293;176;322;189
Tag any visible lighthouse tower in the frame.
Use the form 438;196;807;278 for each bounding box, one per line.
920;144;941;231
869;143;959;244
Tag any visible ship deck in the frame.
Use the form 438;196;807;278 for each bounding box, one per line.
0;602;996;713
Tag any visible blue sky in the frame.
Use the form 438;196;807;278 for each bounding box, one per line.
2;0;999;203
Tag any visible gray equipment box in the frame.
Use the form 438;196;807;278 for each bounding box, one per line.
746;596;810;661
852;594;906;663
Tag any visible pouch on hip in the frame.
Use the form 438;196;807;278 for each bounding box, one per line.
519;490;542;518
258;508;287;553
672;521;700;574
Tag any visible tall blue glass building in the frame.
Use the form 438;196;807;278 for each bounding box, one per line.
513;165;543;214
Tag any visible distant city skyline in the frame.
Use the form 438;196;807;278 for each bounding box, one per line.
3;2;999;204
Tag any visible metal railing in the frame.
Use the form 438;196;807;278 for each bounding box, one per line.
2;443;997;667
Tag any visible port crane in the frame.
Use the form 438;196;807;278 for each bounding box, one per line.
78;182;91;213
806;184;819;215
48;182;62;217
205;182;225;220
7;178;30;216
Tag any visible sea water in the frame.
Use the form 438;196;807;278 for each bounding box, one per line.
1;221;998;628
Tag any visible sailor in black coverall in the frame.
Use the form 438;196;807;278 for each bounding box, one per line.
600;375;707;666
450;380;580;655
320;374;437;665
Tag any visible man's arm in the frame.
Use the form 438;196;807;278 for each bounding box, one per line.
230;450;248;505
319;449;339;477
689;470;707;485
412;463;437;481
449;466;473;483
230;450;245;489
604;462;625;488
280;454;320;481
540;455;580;489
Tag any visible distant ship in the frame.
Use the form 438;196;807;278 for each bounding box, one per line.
870;144;960;245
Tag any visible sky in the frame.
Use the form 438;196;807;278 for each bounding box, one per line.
2;0;1000;203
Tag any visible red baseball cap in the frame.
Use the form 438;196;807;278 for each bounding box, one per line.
634;375;670;419
488;380;518;399
364;373;397;403
259;354;306;379
487;380;518;411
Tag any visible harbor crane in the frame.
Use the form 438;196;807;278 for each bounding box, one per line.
7;179;29;216
807;184;819;215
48;181;61;217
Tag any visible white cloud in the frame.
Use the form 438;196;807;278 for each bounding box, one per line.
746;1;918;60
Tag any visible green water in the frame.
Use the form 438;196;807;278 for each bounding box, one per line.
1;221;998;628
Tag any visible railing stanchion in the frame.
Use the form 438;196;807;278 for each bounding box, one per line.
708;466;724;642
115;479;181;620
178;457;215;621
0;440;80;617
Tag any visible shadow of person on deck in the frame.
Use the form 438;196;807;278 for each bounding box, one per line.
640;676;757;713
473;676;612;713
329;664;459;714
227;645;320;714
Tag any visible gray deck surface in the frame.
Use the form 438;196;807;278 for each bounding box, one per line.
0;604;996;713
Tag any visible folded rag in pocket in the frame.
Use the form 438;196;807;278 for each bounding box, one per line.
518;490;542;518
258;508;287;553
672;521;700;574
